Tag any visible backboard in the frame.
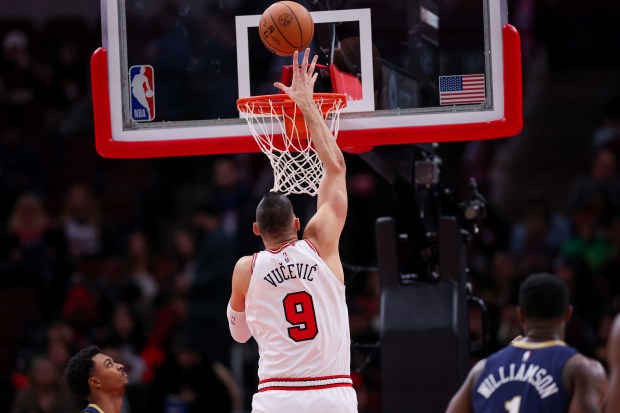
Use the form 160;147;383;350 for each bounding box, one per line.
92;0;522;158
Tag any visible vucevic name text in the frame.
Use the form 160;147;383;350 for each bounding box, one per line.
263;262;317;287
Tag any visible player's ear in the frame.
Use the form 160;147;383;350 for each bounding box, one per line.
294;217;300;232
253;222;260;236
88;376;101;389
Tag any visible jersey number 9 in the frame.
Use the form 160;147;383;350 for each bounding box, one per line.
283;291;318;342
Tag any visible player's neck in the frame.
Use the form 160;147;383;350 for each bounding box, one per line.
523;326;564;343
90;392;123;413
264;237;298;250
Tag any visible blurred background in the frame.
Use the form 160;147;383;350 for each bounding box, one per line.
1;0;620;412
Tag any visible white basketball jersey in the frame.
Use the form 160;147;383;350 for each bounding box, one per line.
245;239;352;381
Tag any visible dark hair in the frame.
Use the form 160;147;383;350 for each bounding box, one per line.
64;345;101;399
519;273;569;320
256;192;294;238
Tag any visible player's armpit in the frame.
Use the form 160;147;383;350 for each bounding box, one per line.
565;354;608;413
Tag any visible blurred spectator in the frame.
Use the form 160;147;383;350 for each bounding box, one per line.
475;250;521;350
43;320;77;374
592;94;620;152
0;127;45;223
141;292;188;383
509;198;569;274
348;270;381;341
60;282;102;340
554;258;597;354
0;29;42;117
61;184;112;260
478;251;520;309
561;209;612;274
126;229;158;315
146;340;242;413
2;193;51;283
47;340;73;377
209;157;251;236
50;40;87;109
185;202;236;366
10;356;78;413
495;305;521;348
171;227;197;284
6;192;49;246
1;192;69;317
94;304;145;356
569;148;620;226
47;320;75;347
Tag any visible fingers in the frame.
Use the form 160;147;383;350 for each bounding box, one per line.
292;50;299;74
273;82;287;93
301;48;310;73
310;72;318;86
309;53;318;76
289;48;317;89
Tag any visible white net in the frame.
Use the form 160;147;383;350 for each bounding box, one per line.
237;94;346;196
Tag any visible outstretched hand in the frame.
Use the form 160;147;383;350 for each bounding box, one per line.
274;48;318;109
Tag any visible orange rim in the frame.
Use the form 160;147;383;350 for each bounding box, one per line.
237;93;347;115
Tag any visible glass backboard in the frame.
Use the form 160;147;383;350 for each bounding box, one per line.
92;0;522;158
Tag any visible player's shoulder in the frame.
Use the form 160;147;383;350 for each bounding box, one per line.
564;352;607;385
565;353;605;372
468;358;488;385
233;255;254;276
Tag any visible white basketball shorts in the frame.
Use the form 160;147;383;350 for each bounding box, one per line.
252;381;357;413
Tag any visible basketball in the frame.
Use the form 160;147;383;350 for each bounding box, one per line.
259;1;314;56
145;90;153;98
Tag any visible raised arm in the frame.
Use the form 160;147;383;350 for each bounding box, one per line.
606;315;620;413
565;354;607;413
274;49;347;281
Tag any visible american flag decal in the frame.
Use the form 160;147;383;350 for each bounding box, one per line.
439;74;485;105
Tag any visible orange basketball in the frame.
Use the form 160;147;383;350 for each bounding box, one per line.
259;1;314;56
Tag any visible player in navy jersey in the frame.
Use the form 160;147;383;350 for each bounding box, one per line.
64;346;129;413
606;314;620;413
446;273;607;413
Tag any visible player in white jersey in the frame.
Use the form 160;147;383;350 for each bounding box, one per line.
227;48;357;413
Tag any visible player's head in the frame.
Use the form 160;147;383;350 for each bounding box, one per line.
518;272;571;325
254;192;299;241
64;345;128;401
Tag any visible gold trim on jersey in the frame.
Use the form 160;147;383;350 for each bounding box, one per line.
511;339;566;349
86;404;105;413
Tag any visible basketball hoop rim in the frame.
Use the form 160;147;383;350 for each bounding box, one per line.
237;93;347;115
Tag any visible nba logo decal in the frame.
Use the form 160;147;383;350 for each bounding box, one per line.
129;65;155;121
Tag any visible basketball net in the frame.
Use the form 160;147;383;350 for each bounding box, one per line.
237;93;346;196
